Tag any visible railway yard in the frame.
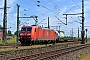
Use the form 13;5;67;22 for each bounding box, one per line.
0;0;90;60
0;41;90;60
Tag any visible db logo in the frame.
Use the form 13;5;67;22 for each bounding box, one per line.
47;32;49;36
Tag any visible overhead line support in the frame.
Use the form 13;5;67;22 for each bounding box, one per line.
17;4;20;44
81;0;85;44
63;0;85;44
3;0;7;44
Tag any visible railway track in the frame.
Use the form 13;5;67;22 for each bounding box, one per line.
0;44;17;49
0;41;81;60
0;41;80;49
11;44;90;60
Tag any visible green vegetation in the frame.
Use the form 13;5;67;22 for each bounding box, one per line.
59;36;75;41
78;52;87;59
74;38;90;44
0;41;4;44
7;30;15;36
86;38;90;44
0;30;17;44
0;38;17;44
6;38;17;44
14;30;20;36
74;38;82;41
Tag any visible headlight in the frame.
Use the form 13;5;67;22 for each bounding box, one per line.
27;34;31;36
20;34;24;36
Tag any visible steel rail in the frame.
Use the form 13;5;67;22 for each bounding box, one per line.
11;44;90;60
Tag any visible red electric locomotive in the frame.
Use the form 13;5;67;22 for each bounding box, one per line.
19;25;56;45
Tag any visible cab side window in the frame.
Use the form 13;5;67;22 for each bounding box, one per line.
35;28;36;32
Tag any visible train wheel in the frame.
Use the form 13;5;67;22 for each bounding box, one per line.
52;40;55;45
31;41;35;45
21;43;25;46
25;42;30;46
20;41;24;46
30;41;33;45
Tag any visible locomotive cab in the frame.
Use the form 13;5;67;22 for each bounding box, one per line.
19;26;32;45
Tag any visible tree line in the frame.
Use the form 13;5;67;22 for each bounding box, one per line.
0;25;18;36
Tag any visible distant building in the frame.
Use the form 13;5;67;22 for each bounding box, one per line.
0;28;15;41
0;28;3;40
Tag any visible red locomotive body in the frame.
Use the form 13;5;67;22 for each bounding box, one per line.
19;25;56;45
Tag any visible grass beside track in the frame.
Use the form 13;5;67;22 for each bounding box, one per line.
81;38;90;60
0;38;17;44
0;38;90;52
81;53;90;60
0;38;90;44
0;45;46;52
86;38;90;44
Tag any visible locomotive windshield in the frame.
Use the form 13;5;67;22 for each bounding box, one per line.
21;28;32;32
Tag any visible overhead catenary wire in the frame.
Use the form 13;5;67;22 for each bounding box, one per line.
29;0;53;19
72;0;90;23
49;0;61;15
37;19;46;25
71;17;81;24
63;0;81;13
29;0;90;28
72;0;81;9
29;0;67;25
65;5;77;13
30;0;60;16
